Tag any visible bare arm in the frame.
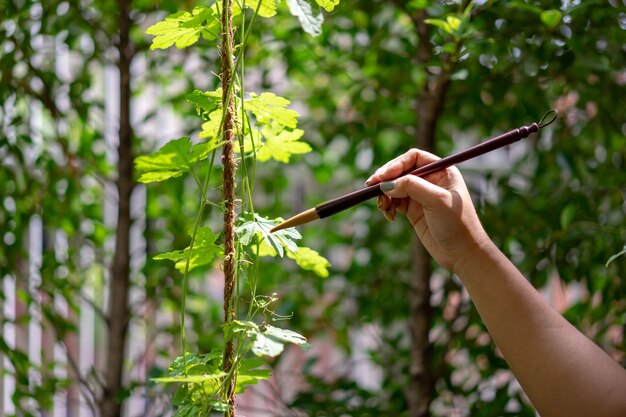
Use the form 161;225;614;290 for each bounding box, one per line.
367;148;626;417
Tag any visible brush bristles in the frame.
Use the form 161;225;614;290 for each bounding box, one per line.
270;208;320;233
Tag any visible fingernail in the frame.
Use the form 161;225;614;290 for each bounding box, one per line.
365;178;372;186
377;197;383;209
383;210;395;223
380;181;395;192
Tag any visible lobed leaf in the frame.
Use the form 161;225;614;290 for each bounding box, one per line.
286;0;324;36
287;247;331;278
135;137;219;183
235;213;301;257
223;319;259;342
246;92;299;129
251;325;310;357
264;324;309;347
244;0;278;17
146;7;215;50
146;4;243;50
153;227;222;272
257;123;311;163
186;89;222;120
252;332;285;357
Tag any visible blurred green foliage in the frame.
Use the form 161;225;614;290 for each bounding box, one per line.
1;0;625;416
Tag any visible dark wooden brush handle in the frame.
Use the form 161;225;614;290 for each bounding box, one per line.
316;183;383;218
315;122;541;219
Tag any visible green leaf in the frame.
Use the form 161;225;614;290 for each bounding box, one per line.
407;0;429;10
446;16;462;33
257;124;311;163
286;0;324;36
252;332;285;357
161;351;223;379
238;126;262;154
186;89;222;120
315;0;339;12
507;1;543;14
424;18;452;34
606;245;626;267
263;325;309;347
287;247;331;278
152;374;225;384
251;325;310;357
246;92;299;129
540;9;562;29
560;204;575;229
199;109;225;139
135;137;219;183
244;0;278;17
235;213;301;257
223;320;259;342
146;7;216;50
172;404;201;417
236;357;271;392
153;227;222;272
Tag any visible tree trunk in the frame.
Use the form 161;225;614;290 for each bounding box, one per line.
101;1;134;415
220;0;238;415
407;9;452;417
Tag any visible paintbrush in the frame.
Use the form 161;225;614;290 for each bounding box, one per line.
270;110;558;233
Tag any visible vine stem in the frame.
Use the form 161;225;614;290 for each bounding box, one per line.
177;0;262;409
220;0;238;414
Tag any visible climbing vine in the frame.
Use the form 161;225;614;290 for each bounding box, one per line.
138;0;338;415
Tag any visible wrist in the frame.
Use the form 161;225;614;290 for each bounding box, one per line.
452;237;499;278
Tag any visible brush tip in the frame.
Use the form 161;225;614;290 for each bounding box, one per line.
269;208;319;233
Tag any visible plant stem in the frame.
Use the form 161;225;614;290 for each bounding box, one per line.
221;0;238;414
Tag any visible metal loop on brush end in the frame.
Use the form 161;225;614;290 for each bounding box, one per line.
538;109;559;128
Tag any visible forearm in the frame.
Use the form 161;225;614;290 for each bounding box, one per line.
454;241;626;417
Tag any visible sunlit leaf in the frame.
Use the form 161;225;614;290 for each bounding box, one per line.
286;0;324;36
235;213;301;257
424;18;452;34
251;325;310;357
540;9;562;30
246;92;299;129
287;247;331;278
446;16;462;32
244;0;278;17
135;137;219;183
264;324;309;347
252;332;284;357
153;227;222;272
146;7;215;50
315;0;339;12
152;374;225;383
223;320;258;342
199;109;225;139
161;351;223;378
257;124;311;163
186;89;222;120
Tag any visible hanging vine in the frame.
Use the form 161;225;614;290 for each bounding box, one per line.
139;0;339;415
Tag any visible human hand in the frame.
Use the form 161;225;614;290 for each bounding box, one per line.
365;148;491;271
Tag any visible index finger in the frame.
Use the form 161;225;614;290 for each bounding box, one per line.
366;148;440;185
